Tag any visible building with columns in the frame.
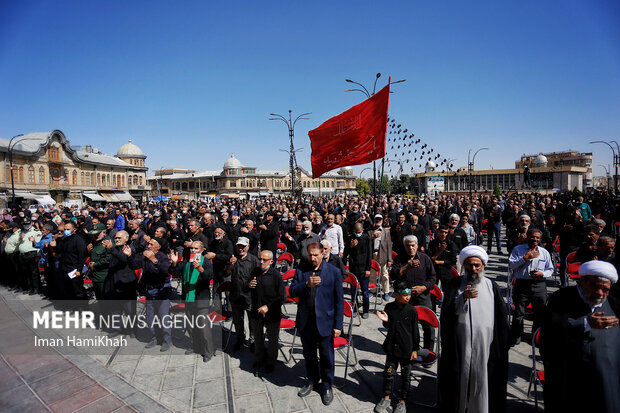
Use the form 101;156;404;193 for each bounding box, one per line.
0;130;148;207
149;154;357;200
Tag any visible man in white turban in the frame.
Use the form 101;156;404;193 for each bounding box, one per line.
541;260;620;413
438;245;509;413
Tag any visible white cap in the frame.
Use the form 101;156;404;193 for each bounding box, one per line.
458;245;489;267
579;260;618;284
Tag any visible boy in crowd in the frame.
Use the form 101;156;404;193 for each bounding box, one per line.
374;280;419;413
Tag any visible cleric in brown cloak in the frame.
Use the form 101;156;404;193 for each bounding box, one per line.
541;260;620;413
437;246;509;413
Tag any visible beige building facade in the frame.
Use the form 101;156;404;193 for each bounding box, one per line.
0;130;148;207
149;154;357;200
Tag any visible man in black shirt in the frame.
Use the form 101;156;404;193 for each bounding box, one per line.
428;225;458;288
390;235;437;349
227;237;260;351
248;250;285;373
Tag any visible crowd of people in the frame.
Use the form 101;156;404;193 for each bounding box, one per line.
1;189;619;412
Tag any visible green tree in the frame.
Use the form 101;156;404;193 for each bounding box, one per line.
356;178;371;195
493;184;501;198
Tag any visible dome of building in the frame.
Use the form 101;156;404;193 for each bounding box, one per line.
425;161;436;172
223;153;244;170
339;166;354;175
116;138;145;157
533;153;548;168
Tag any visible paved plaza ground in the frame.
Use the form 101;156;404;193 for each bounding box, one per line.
0;247;552;413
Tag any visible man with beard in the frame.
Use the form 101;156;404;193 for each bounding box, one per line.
410;214;426;252
248;250;285;374
183;218;209;260
369;214;392;300
167;217;185;256
541;261;620;412
574;224;601;263
104;231;138;337
227;237;260;351
240;219;260;257
508;229;553;346
258;211;279;258
391;212;413;258
283;220;303;263
391;235;437;349
320;240;347;280
344;223;372;318
86;223;111;300
438;245;509;413
130;237;172;351
506;214;530;255
147;211;166;237
297;220;321;266
206;227;233;289
428;225;458;289
128;219;147;254
227;214;242;246
447;213;468;254
290;242;344;406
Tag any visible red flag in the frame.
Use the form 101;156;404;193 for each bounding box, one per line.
309;82;390;178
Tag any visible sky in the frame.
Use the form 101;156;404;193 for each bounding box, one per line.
1;0;619;179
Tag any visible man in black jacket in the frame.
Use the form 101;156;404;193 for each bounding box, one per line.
258;211;279;258
248;250;285;373
391;235;437;349
344;223;372;318
129;237;172;351
104;230;138;337
321;240;347;280
428;225;458;288
227;237;260;351
205;227;233;287
53;221;87;303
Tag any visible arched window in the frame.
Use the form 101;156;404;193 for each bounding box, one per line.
72;170;77;185
18;167;24;183
113;175;117;187
48;146;60;161
139;176;143;185
6;165;12;182
97;173;101;185
81;172;85;185
39;167;45;184
90;173;95;185
121;175;125;187
134;175;138;185
28;166;35;183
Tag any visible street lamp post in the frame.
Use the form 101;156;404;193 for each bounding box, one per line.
345;74;405;199
598;164;611;190
270;110;310;199
590;140;618;195
468;147;488;195
611;141;620;193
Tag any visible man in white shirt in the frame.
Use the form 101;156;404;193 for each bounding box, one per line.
508;228;554;346
320;214;344;256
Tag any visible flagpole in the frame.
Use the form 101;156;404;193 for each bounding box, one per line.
345;74;404;199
